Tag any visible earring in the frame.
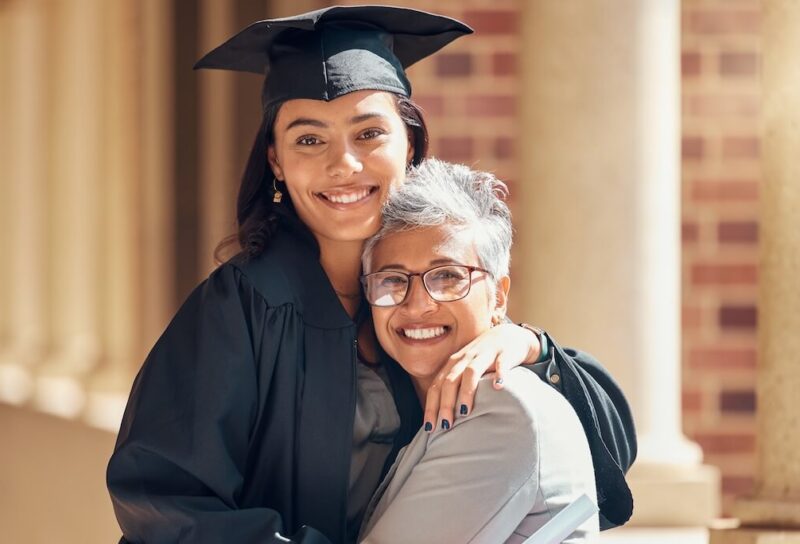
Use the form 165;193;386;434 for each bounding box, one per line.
272;178;283;203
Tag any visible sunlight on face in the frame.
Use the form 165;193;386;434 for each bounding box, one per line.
268;90;413;246
368;225;507;386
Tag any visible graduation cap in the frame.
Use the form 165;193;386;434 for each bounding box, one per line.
194;5;473;111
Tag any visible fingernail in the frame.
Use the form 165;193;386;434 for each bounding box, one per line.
441;419;450;430
424;421;433;432
495;378;504;385
460;404;468;416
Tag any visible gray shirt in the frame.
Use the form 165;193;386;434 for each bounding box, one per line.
347;360;401;543
359;367;599;544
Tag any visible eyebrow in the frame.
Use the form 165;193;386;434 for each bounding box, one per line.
284;112;388;132
376;258;459;272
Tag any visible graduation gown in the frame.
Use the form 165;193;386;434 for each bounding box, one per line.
107;223;635;544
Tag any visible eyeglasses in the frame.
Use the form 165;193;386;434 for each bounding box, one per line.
361;264;491;307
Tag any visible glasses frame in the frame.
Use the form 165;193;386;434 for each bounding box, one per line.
361;264;491;307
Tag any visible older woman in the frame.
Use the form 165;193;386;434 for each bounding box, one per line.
358;159;598;543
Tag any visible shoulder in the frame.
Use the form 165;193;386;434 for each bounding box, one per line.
470;367;577;427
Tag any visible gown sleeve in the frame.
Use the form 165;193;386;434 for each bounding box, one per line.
106;264;332;544
530;332;637;529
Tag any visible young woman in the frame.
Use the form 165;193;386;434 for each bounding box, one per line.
107;6;634;544
358;159;597;543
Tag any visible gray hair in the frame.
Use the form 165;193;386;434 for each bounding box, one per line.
362;158;513;278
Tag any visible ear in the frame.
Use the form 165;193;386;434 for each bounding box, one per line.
267;145;284;181
491;275;511;325
406;132;415;165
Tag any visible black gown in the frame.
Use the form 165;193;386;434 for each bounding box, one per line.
107;222;636;544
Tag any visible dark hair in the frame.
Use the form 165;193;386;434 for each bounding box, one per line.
213;94;429;263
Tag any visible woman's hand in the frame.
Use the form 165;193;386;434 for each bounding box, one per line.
423;323;541;431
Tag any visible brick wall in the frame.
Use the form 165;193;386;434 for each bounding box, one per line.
339;0;761;516
681;0;761;514
337;0;520;187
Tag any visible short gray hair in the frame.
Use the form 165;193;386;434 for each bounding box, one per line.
362;158;513;278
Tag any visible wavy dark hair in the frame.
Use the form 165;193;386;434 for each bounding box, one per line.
213;94;430;263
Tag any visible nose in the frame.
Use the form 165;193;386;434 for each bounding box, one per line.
400;276;437;316
326;138;363;179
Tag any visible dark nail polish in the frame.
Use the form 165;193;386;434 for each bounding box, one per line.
424;421;433;432
495;378;504;385
460;404;468;416
441;419;450;430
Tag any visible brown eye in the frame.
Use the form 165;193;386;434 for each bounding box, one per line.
297;136;322;145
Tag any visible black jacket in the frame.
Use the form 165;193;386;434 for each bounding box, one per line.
107;224;635;544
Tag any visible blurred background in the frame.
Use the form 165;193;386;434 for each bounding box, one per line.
1;0;793;543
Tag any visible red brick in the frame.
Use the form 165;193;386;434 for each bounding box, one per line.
688;347;757;370
436;136;474;162
682;51;702;77
683;305;703;329
722;136;760;159
695;432;756;454
436;53;473;77
463;10;517;34
719;305;758;330
414;94;445;117
492;52;516;76
720;51;759;77
691;180;759;202
686;10;761;35
691;263;758;285
683;390;703;413
720;390;756;413
682;221;699;244
493;136;514;160
682;136;705;160
466;95;516;117
687;95;759;117
722;475;755;496
718;221;759;244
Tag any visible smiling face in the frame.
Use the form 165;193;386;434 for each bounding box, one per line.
268;90;413;245
368;225;510;389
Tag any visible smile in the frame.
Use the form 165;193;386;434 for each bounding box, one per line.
317;186;377;205
400;326;448;340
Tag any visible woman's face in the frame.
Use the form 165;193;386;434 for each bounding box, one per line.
368;226;509;385
268;90;413;245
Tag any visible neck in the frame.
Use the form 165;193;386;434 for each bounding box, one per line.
412;376;434;407
317;236;365;318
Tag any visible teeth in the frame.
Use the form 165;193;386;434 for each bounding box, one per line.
322;188;371;204
402;327;446;340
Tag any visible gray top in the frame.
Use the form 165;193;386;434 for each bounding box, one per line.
347;360;401;543
359;367;599;544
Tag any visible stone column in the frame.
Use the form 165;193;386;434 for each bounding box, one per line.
84;0;144;431
197;0;237;275
34;0;104;419
140;0;176;352
711;1;800;542
0;0;49;406
516;0;719;525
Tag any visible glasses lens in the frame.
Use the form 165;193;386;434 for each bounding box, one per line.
365;272;409;307
424;265;471;302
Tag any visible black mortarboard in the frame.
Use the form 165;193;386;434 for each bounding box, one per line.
194;5;472;111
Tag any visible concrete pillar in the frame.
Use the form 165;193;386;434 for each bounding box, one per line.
0;0;49;405
34;0;104;419
197;0;237;275
84;0;144;431
140;0;176;352
516;0;718;525
711;1;800;541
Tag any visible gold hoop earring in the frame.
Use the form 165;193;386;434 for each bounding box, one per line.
272;178;283;203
